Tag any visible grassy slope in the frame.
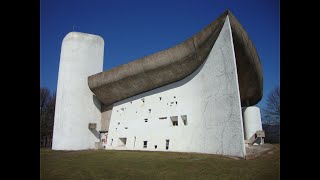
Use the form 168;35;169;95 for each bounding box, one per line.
40;144;279;180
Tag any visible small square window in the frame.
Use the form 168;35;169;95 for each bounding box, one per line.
145;118;148;122
183;120;187;125
143;141;148;148
170;116;178;126
155;145;157;149
166;139;169;150
181;115;187;126
119;138;127;147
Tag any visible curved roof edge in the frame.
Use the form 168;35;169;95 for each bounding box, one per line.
228;12;263;105
88;10;263;106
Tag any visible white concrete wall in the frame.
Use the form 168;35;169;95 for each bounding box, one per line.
243;106;263;140
52;32;104;150
105;16;246;157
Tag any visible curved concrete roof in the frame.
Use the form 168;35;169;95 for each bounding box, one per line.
88;10;263;106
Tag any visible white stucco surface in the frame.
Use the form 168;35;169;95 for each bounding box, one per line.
243;106;263;140
105;16;246;157
52;32;104;150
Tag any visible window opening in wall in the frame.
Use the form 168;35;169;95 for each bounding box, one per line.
131;101;132;104
125;127;128;129
111;139;113;146
118;122;120;125
149;109;151;113
181;115;187;125
176;101;178;105
143;141;148;148
183;120;187;125
136;111;137;113
166;139;169;150
174;96;176;98
171;102;174;104
117;110;118;112
155;145;157;149
159;117;167;120
121;108;124;111
145;118;148;122
170;116;178;126
141;98;145;103
134;136;136;148
116;128;117;131
118;138;127;147
159;97;162;100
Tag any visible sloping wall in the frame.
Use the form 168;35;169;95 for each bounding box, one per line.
106;16;245;157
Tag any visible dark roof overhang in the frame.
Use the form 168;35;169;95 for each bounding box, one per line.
88;10;263;106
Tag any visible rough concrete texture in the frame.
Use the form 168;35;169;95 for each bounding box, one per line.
52;32;104;150
228;13;263;106
88;10;263;107
105;16;246;158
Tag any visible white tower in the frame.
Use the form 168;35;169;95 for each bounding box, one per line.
52;32;104;150
243;106;263;140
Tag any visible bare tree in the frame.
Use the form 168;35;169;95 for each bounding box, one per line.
40;87;56;147
46;92;56;141
40;87;50;116
262;86;280;125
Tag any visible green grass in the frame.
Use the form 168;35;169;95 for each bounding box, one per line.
40;144;279;180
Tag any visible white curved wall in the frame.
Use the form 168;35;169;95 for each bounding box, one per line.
52;32;104;150
243;106;262;140
105;16;246;157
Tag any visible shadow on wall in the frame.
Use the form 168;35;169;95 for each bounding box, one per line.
93;95;101;112
91;95;102;139
89;128;100;139
101;104;113;113
115;52;208;106
241;107;246;129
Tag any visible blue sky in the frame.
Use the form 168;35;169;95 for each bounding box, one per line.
40;0;279;111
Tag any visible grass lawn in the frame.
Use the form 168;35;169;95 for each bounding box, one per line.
40;144;279;180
